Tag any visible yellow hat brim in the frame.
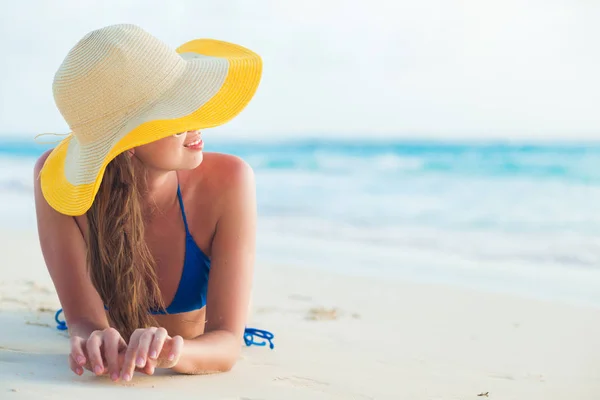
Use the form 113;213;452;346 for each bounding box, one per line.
40;39;262;216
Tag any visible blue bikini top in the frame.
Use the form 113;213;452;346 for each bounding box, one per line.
102;184;211;315
85;184;273;348
150;184;211;314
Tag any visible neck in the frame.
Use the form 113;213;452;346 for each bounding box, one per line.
138;168;179;215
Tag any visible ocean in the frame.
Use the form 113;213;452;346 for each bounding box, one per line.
2;137;600;306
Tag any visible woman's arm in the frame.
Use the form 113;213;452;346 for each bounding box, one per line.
34;151;112;371
34;151;110;333
172;157;257;374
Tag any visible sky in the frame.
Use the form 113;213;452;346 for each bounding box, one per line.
0;0;599;140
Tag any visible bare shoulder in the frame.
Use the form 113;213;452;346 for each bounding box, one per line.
194;152;255;194
33;149;54;177
202;152;254;185
185;152;255;216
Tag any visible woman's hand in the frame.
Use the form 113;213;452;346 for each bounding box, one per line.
68;327;127;381
120;327;184;381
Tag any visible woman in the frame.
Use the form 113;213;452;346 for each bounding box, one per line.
33;24;266;382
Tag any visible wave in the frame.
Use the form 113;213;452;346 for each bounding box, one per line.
257;215;600;269
211;140;600;182
3;138;600;182
2;138;600;240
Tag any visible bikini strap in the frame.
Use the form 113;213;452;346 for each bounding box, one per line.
176;184;191;236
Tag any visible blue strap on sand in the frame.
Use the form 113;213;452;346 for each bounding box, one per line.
54;308;274;349
55;309;68;330
243;327;275;349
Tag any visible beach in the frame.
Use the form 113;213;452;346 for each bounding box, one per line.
1;139;600;398
2;228;600;399
2;0;599;395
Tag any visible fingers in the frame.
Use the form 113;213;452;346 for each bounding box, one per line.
134;328;156;369
136;329;179;374
86;331;105;375
68;336;87;375
136;358;157;376
121;328;145;381
164;335;184;368
68;353;84;376
69;327;174;381
135;327;167;376
102;328;125;381
145;360;156;376
148;327;168;361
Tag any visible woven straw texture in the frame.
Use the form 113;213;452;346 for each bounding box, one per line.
39;24;262;216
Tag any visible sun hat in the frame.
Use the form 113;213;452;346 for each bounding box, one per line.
39;23;262;216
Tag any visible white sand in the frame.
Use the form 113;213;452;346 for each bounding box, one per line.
2;229;600;399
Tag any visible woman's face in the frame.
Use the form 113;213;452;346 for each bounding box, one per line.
132;130;204;171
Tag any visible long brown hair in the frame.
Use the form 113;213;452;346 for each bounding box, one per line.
86;152;164;339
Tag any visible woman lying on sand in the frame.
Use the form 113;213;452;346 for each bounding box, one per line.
33;24;265;382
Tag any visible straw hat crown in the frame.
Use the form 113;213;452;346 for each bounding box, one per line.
53;24;186;145
39;23;262;216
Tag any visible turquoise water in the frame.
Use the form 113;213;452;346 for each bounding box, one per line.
2;138;599;234
6;139;599;183
1;137;600;305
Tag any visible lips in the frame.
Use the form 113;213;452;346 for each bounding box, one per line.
184;137;202;148
183;132;201;147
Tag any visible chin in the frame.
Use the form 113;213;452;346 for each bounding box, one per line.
182;152;204;170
